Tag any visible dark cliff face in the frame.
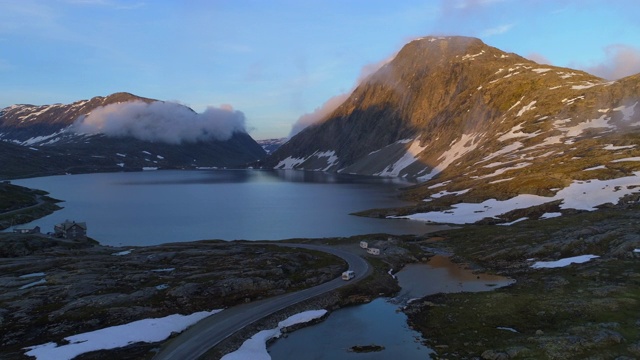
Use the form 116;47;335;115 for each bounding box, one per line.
0;93;266;179
263;35;640;204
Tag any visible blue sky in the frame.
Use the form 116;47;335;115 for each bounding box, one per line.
1;0;639;139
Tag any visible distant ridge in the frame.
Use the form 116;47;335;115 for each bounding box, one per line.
0;93;266;178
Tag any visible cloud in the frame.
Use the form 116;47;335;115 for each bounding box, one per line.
526;52;552;65
480;23;514;37
288;56;394;137
72;100;247;144
580;44;640;80
64;0;145;10
288;93;350;137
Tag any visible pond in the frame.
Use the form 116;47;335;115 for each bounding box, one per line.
267;255;514;359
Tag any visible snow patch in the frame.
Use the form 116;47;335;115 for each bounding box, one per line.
561;96;584;105
377;139;426;177
540;212;562;219
427;181;451;189
497;123;540;142
313;150;339;171
532;68;551;74
396;172;640;224
430;189;471;199
420;133;480;181
498;217;528;226
19;279;47;289
571;82;600;90
220;310;327;360
475;162;531;179
584;165;606;171
611;157;640;163
556;115;614;137
111;250;132;256
142;167;158;171
604;144;636;150
19;272;46;278
516;101;537;117
531;255;599;268
275;156;307;170
488;177;513;184
24;310;222;360
462;50;485;60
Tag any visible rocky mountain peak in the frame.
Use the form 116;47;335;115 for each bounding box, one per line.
263;36;640;224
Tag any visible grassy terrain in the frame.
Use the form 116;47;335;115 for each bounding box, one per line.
405;205;640;359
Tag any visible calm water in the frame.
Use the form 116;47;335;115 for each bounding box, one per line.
268;256;514;359
11;169;440;246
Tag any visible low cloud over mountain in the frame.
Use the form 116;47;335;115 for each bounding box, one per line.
73;101;247;144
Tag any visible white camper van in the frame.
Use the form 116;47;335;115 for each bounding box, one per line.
342;270;355;281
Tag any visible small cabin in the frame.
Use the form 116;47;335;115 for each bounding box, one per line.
359;241;368;249
342;270;355;281
54;220;87;240
367;247;380;256
13;226;40;234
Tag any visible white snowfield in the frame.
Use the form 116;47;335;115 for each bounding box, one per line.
24;310;222;360
531;255;599;268
220;310;327;360
397;171;640;224
376;139;426;177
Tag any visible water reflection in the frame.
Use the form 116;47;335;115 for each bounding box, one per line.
395;255;515;301
10;170;437;246
268;298;433;360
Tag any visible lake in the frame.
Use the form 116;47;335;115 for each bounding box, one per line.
11;169;443;246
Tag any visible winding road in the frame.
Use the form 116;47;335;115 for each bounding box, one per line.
153;243;371;360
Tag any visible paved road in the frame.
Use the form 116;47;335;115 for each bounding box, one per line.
153;243;371;360
1;195;45;217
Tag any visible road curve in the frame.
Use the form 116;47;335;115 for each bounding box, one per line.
153;243;371;360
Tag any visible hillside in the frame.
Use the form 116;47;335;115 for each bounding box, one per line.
0;93;266;179
264;36;640;223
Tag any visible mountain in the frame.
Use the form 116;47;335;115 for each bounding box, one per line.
0;92;266;179
264;36;640;223
256;137;288;155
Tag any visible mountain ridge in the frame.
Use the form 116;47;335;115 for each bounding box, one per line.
0;93;266;179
